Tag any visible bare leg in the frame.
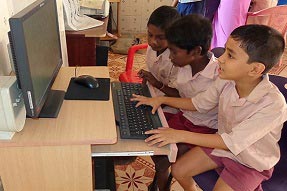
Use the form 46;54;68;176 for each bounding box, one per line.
150;144;190;191
156;168;170;191
213;177;234;191
149;155;170;191
171;147;218;191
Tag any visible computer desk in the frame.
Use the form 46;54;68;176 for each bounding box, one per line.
65;17;109;66
0;66;177;191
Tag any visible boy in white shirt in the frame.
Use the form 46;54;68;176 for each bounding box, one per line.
138;6;180;98
132;25;287;191
147;14;219;191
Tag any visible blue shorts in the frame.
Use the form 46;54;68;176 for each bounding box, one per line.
278;0;287;5
177;1;204;16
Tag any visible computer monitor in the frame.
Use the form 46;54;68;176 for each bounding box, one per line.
8;0;65;118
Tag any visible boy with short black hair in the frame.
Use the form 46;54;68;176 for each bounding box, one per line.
147;14;219;191
138;6;181;98
132;24;287;191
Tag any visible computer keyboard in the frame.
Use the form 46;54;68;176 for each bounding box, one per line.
111;82;162;139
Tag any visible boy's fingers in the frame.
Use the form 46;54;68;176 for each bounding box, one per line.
135;102;142;107
145;129;160;134
144;132;159;142
152;107;157;114
131;94;142;99
158;127;168;130
157;141;168;147
147;137;164;146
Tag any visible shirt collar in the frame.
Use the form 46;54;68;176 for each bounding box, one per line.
154;48;170;64
194;52;219;79
231;74;272;106
247;74;273;103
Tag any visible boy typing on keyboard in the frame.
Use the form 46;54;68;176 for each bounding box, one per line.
137;6;180;98
132;25;287;191
141;14;220;191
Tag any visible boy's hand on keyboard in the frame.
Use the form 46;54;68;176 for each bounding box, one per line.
138;70;161;88
137;69;147;84
144;127;182;147
131;94;162;114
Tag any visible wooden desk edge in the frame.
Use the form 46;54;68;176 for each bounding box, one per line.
0;137;118;147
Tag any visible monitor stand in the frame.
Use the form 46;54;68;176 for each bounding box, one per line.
39;90;66;118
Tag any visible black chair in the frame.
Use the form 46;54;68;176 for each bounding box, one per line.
211;47;225;58
194;74;287;191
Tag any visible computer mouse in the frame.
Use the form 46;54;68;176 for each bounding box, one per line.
74;75;99;89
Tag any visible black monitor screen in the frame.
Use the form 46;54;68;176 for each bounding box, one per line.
9;0;65;118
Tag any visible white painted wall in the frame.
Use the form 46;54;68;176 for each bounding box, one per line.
0;0;68;76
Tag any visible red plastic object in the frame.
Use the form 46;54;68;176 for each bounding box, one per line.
119;43;148;83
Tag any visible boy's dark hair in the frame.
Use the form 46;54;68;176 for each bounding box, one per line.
231;24;285;74
147;6;180;31
165;14;212;55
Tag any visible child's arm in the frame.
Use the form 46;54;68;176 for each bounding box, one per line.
131;78;224;113
171;0;178;7
145;127;228;150
158;82;180;97
131;94;197;114
138;69;180;97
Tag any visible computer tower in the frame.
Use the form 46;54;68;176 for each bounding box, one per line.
93;157;116;190
95;44;109;66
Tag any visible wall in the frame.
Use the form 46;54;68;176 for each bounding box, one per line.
0;0;68;76
118;0;173;34
0;0;13;75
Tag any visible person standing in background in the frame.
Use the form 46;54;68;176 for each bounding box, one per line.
172;0;221;21
171;0;204;16
211;0;252;49
203;0;221;21
278;0;287;5
249;0;278;12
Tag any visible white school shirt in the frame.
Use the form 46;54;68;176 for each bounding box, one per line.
146;45;179;97
192;75;287;171
175;52;219;129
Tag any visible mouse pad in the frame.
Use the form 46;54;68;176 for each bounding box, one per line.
64;77;110;101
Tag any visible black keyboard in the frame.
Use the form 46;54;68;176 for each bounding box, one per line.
111;82;162;139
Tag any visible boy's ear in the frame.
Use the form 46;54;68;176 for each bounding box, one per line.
249;62;266;76
190;46;202;56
